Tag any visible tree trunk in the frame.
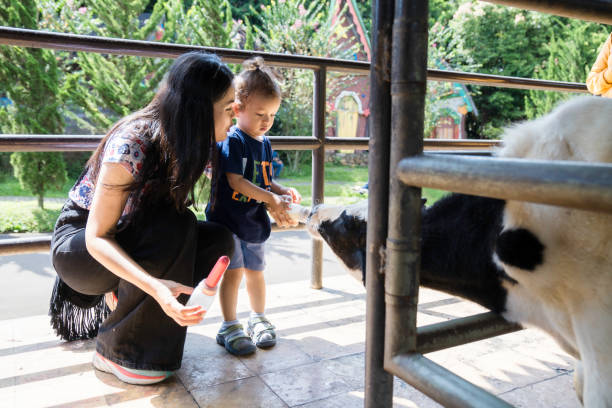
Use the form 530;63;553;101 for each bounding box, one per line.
38;194;44;209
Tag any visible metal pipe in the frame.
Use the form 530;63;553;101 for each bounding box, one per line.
482;0;612;25
0;26;369;74
387;354;514;407
0;135;501;152
364;0;395;406
385;0;428;364
428;69;587;93
0;236;51;255
417;312;522;354
397;154;612;213
0;27;590;93
0;225;305;256
0;135;102;152
310;68;326;290
0;135;321;152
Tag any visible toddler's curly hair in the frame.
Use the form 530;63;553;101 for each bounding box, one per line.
234;57;282;106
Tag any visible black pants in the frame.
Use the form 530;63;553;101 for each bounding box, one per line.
51;200;234;371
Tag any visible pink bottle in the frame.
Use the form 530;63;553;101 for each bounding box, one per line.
186;255;230;324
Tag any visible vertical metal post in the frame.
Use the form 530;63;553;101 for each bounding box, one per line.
311;66;326;289
385;0;428;362
364;0;395;406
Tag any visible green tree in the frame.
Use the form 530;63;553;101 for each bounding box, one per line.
440;2;550;137
353;0;371;39
10;153;66;208
248;0;356;171
40;0;240;133
0;0;67;208
525;19;609;119
429;0;464;28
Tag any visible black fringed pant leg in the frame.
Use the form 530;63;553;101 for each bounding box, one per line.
51;200;234;371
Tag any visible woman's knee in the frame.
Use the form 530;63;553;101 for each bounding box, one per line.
218;226;235;257
52;233;119;295
197;221;235;257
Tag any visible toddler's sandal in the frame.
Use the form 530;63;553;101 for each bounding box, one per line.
216;324;256;356
247;317;276;348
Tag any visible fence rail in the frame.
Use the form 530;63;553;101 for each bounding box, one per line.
398;154;612;213
0;135;502;152
483;0;612;25
0;26;591;93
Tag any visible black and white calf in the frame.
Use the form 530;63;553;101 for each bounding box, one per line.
306;96;612;407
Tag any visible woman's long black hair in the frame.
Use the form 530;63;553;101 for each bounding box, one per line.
86;52;233;216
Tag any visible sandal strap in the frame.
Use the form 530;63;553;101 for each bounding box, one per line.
249;318;276;339
222;324;251;343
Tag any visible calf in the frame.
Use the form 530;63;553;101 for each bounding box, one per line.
306;96;612;407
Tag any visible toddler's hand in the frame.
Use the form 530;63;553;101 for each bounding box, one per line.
286;187;302;204
268;194;294;227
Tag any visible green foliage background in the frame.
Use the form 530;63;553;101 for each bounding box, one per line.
0;0;67;208
246;0;357;172
39;0;241;132
430;1;609;138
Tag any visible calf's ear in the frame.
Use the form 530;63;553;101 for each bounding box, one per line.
496;228;545;271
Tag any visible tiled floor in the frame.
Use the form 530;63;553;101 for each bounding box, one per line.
0;231;581;407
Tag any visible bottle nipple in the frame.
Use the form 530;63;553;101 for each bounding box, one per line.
205;256;230;288
287;203;311;223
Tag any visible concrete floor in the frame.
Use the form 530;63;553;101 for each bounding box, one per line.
0;230;581;407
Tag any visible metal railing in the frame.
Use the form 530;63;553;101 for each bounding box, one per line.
368;0;612;407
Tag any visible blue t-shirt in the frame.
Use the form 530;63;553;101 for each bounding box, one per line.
206;127;274;243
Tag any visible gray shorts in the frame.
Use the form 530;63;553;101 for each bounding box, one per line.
228;234;266;271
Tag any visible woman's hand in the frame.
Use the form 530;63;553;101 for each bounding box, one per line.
153;279;206;326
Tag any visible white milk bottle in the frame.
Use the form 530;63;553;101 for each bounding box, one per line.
186;255;230;325
286;203;310;223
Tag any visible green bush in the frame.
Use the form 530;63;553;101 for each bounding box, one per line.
0;200;62;233
0;174;74;197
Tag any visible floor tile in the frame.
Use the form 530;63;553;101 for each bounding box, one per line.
499;373;580;408
261;362;353;407
239;338;315;375
179;333;254;389
189;376;287;408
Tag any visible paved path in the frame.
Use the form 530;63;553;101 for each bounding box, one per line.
0;196;65;203
0;230;580;407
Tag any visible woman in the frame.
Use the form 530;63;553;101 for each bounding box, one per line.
50;51;236;384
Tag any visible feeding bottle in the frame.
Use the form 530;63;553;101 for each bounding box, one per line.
186;255;230;324
286;203;310;223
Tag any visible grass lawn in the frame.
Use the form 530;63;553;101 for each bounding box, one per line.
0;163;448;233
0;200;63;233
276;163;448;206
0;175;74;198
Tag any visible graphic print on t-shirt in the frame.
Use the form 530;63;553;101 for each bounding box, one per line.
231;158;272;203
